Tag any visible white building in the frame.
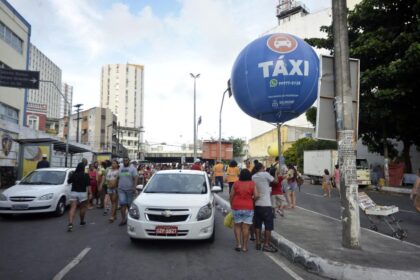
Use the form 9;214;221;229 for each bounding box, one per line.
28;43;62;119
100;63;145;159
0;0;31;127
61;82;73;118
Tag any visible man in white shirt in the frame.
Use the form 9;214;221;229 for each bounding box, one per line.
252;162;278;252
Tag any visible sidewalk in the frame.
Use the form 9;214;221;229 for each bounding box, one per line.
215;190;420;280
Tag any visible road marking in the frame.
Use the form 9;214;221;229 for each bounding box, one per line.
297;206;341;222
53;247;91;280
399;209;417;214
300;191;324;198
264;252;305;280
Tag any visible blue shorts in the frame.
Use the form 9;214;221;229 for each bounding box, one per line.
118;189;135;206
107;187;118;195
232;210;254;224
255;206;274;231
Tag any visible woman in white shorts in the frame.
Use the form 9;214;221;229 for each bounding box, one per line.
67;162;90;232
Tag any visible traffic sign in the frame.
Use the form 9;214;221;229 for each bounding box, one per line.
315;55;360;141
0;68;40;89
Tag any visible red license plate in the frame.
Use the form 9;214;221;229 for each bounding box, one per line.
155;226;178;235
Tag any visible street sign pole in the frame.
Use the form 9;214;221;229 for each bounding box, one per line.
332;0;361;249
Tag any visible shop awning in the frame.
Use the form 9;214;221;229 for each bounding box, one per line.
14;138;92;154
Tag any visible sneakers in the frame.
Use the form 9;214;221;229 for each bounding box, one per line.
262;245;278;253
67;223;73;232
80;221;86;226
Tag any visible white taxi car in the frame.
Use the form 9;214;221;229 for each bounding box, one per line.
128;170;221;242
0;168;74;217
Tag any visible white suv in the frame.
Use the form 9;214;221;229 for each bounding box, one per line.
127;170;221;242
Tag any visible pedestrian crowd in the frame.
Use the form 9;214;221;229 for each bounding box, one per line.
67;157;138;231
226;157;302;253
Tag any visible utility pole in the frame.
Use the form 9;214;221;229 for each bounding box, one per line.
332;0;361;249
73;104;83;143
190;73;200;161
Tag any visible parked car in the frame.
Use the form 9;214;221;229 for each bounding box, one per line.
127;170;221;242
0;168;74;217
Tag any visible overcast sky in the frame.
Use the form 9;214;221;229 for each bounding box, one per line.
9;0;331;146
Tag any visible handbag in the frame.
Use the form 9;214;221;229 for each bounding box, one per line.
223;212;234;228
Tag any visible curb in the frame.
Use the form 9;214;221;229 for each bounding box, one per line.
214;194;420;280
367;185;412;194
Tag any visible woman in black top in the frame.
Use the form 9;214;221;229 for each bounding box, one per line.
67;162;90;232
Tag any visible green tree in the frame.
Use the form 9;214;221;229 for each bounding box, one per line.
228;137;246;157
306;0;420;172
305;106;317;128
283;138;337;173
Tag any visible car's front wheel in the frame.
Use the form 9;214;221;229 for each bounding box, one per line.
55;197;66;216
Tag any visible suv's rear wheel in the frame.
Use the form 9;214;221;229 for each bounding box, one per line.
55;197;66;216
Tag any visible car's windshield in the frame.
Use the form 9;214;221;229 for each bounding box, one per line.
144;173;207;194
20;170;66;185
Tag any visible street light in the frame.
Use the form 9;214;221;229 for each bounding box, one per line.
219;80;232;162
39;80;72;167
190;73;200;160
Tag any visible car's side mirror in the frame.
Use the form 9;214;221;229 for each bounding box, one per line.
211;186;222;193
136;184;144;192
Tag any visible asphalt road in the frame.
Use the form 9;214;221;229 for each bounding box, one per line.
0;207;323;280
296;183;420;245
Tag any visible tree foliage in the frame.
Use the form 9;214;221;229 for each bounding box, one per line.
306;0;420;172
283;138;337;173
305;106;317;128
228;137;246;157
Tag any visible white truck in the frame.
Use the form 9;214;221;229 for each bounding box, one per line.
303;150;371;187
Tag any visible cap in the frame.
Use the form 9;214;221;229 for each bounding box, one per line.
42;154;47;158
194;159;201;163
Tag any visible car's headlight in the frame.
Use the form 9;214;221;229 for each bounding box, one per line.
197;203;213;221
0;194;7;201
129;204;140;219
38;193;54;200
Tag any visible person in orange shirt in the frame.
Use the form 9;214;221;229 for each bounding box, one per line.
213;161;225;191
227;160;240;194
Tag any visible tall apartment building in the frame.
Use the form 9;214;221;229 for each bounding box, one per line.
61;82;73;118
100;63;145;159
28;43;62;119
0;0;31;127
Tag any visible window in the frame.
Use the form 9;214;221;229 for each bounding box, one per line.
27;115;39;130
0;102;19;124
0;21;23;53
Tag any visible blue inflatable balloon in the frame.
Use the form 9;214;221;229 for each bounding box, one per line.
231;33;319;123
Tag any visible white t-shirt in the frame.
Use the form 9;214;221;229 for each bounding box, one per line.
252;171;274;207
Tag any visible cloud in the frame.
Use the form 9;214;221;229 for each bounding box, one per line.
8;0;330;146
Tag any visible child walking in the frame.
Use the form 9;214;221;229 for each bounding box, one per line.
322;169;332;198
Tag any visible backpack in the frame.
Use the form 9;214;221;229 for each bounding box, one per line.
269;162;278;177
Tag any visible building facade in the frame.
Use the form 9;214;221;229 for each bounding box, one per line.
61;82;73;118
248;124;314;166
100;63;145;159
59;107;117;154
28;43;62;119
0;0;31;127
